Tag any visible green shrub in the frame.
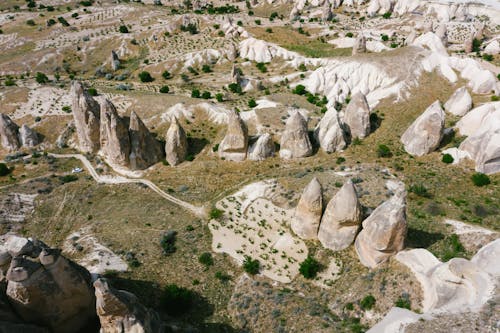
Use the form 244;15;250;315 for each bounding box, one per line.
471;172;490;186
87;88;98;96
209;208;223;219
162;70;171;79
360;295;376;310
159;85;169;93
215;271;231;281
0;163;11;176
408;183;431;198
345;32;353;38
201;64;212;73
292;84;307;95
212;143;219;152
201;91;211;99
265;28;273;33
119;25;129;33
243;256;259;275
61;105;71;113
248;99;257;108
47;18;56;26
35;72;49;84
228;83;242;94
440;234;466;262
442;153;454;164
138;71;154;82
60;174;78;183
482;54;493;61
57;17;69;26
299;256;321;279
160;230;177;255
160;284;195;315
381;34;389;41
215;93;224;102
382;11;392;19
191;89;201;98
256;62;267;73
199;252;213;267
492;95;499;101
377;144;392;158
4;78;16;86
336;157;346;164
26;19;36;26
395;297;411;309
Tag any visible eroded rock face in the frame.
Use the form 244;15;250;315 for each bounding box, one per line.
401;101;445;156
292;178;323;240
111;50;120;71
280;112;312;160
318;180;362;251
219;110;248;161
315;109;347;153
165;117;188;166
343;92;370;140
444;87;472;116
352;34;367;55
460;127;500;175
18;125;39;148
129;111;164;170
0;114;20;152
71;81;101;153
355;188;407;268
322;2;333;21
99;98;131;167
231;64;241;85
248;133;275;161
94;278;164;333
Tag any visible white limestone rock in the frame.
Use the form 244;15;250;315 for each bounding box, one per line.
314;109;347;153
219;110;248;162
70;81;101;153
444;87;472;116
292;178;323;240
344;92;371;140
248;133;275;161
279;111;312;160
165;117;188;166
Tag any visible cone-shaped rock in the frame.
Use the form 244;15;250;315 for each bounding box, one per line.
401;100;445;156
314;109;347;153
129;111;164;170
280;111;312;159
352;34;366;55
219;110;248;161
322;2;333;22
444;87;472;116
318;180;362;251
292;177;323;240
165;117;188;166
111;50;120;71
19;124;40;147
99;98;130;167
248;133;275;161
344;92;371;140
71;81;101;153
0;113;20;151
355;187;407;268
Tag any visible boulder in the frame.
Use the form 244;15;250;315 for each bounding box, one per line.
129;111;164;170
99;98;131;167
292;178;323;240
459;127;500;175
110;50;120;71
314;109;346;153
279;112;312;160
352;34;367;55
343;92;371;140
484;40;500;55
318;180;362;251
94;278;164;333
444;87;472;116
165;117;188;166
401;101;445;156
71;81;101;153
248;133;275;161
0;114;20;152
18;125;39;148
355;187;407;268
219;110;248;161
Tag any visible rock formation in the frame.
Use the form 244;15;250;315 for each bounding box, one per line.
434;23;448;46
0;114;20;151
352;34;367;55
444;87;472;116
315;109;347;153
292;178;323;240
248;133;275;161
343;92;371;140
129;111;164;170
355;187;407;268
401;100;445;156
279;112;312;159
18;125;39;147
219;110;248;161
94;278;165;333
318;180;362;251
99;98;131;167
322;2;333;22
463;31;474;53
71;81;101;153
165;117;188;166
231;64;241;85
110;50;120;71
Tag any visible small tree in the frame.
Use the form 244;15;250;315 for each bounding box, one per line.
209;208;223;219
360;295;376;310
35;72;49;84
201;91;211;99
299;256;321;279
119;25;129;33
191;89;201;98
160;230;177;255
215;93;224;102
243;256;259;275
162;70;171;79
159;85;169;93
199;252;213;267
471;173;490;187
0;163;10;176
248;99;257;108
228;83;242;94
138;71;154;82
201;64;212;73
377;144;392;158
442;153;454;164
293;84;307;95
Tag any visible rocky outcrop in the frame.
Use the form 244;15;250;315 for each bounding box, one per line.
322;2;333;21
110;50;120;71
352;34;367;55
129;111;164;170
444;87;472;116
463;31;474;53
0;114;20;152
314;109;346;153
165;117;188;166
71;81;101;153
343;92;371;140
219;110;248;161
292;178;323;240
434;23;448;46
318;180;362;251
99;98;131;167
401;101;445;156
94;278;164;333
248;133;275;161
18;125;39;148
279;112;312;159
355;187;407;268
231;64;241;85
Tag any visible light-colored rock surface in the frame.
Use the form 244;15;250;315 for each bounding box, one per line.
367;307;426;333
484;40;499;55
99;98;131;167
165;117;188;166
248;133;275;161
94;278;164;333
443;86;472;116
355;187;407;268
18;124;39;148
352;34;367;55
128;111;164;170
318;180;362;251
292;177;323;240
0;113;20;151
110;50;120;71
343;92;371;140
71;81;101;153
401;101;445;156
471;238;500;276
314;109;347;153
219;109;248;161
279;111;312;159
